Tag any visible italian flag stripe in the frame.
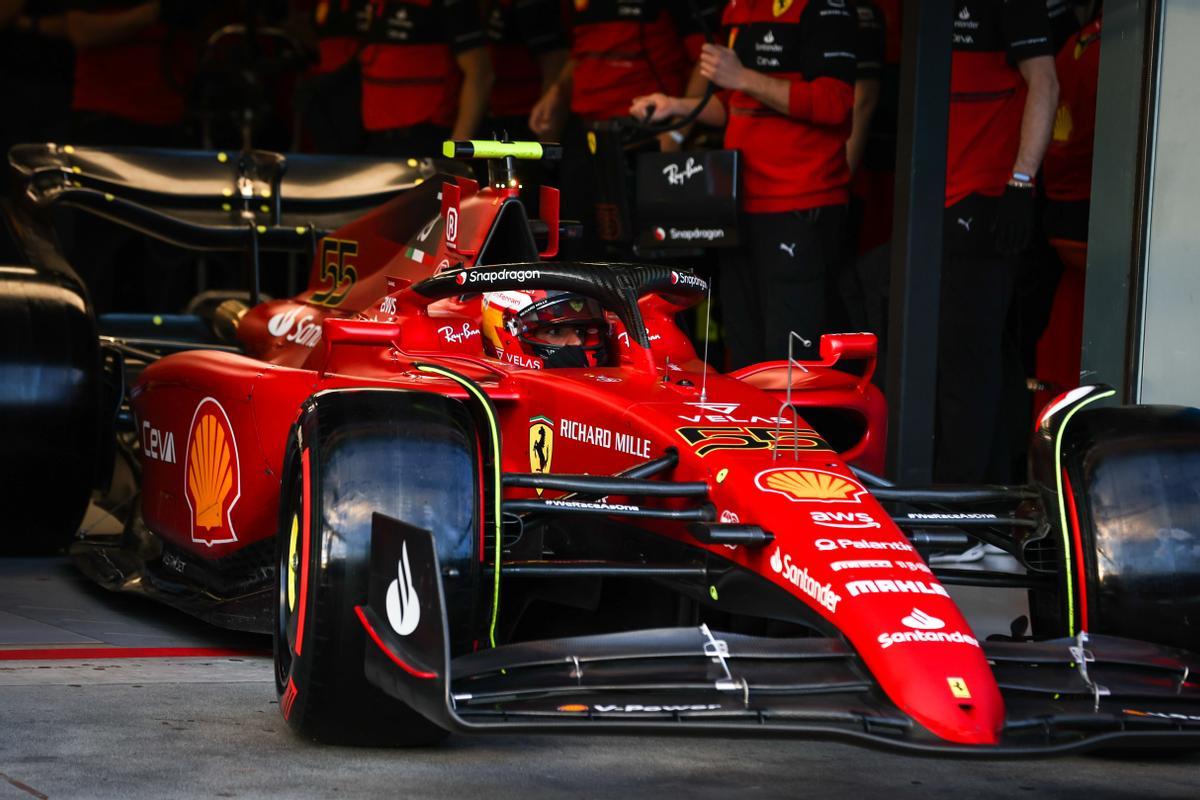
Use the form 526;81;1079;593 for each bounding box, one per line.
405;246;427;264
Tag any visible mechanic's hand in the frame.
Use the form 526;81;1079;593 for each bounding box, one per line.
699;44;747;91
529;83;568;141
992;183;1037;255
629;93;678;124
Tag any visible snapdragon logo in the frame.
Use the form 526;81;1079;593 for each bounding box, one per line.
769;547;841;612
670;270;708;291
455;268;541;286
668;227;725;242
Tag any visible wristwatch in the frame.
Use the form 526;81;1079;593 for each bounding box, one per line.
1008;171;1035;189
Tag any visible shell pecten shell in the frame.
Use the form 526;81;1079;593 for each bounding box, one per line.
188;412;233;529
756;468;864;502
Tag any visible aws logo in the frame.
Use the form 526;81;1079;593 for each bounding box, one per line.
184;398;241;546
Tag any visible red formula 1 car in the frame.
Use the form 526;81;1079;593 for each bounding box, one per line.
5;140;1200;755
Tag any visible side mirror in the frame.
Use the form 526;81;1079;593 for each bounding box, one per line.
819;332;877;364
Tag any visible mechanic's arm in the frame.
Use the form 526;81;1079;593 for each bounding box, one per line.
528;58;573;139
629;90;727;128
697;44;852;125
1012;55;1059;178
65;1;159;48
452;46;495;141
537;49;569;95
655;61;712;151
846;78;880;175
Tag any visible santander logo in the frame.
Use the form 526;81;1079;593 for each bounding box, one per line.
385;541;420;637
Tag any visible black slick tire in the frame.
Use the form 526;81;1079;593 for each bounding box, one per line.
273;389;481;745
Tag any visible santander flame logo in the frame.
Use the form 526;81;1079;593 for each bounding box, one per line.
385;541;420;637
901;608;945;631
770;546;784;573
267;307;301;337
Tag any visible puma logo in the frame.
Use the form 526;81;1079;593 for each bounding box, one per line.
779;242;796;257
956;217;972;232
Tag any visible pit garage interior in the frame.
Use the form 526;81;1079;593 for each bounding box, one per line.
4;0;1200;797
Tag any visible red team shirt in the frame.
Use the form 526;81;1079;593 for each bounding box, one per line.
68;0;189;126
568;0;711;121
1042;14;1100;203
358;0;486;131
719;0;857;213
308;0;367;74
946;0;1053;207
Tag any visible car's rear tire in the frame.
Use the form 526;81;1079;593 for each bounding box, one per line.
0;265;99;553
273;389;482;745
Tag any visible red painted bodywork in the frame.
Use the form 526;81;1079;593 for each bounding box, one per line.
129;175;1003;746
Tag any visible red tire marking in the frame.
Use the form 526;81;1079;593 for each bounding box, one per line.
281;676;299;720
295;448;313;655
0;647;263;661
353;606;436;680
1062;466;1090;630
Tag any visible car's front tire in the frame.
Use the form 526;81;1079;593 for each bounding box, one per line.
274;389;482;745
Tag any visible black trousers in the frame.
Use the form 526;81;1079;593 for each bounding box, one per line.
934;193;1021;483
719;204;847;369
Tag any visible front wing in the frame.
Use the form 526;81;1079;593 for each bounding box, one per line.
357;514;1200;757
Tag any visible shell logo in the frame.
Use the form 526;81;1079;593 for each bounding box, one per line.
754;468;866;504
557;704;588;713
184;397;241;546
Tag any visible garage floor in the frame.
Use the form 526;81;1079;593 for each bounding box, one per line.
1;558;1197;800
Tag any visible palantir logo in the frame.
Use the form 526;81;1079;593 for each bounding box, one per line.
385;541;420;637
902;608;944;631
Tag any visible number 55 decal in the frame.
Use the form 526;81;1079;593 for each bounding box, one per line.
311;238;358;307
676;426;830;457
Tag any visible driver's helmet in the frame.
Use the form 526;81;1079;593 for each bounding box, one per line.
480;289;609;369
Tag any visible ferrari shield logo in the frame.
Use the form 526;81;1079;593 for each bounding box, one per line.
529;416;554;495
772;0;792;17
947;677;971;699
